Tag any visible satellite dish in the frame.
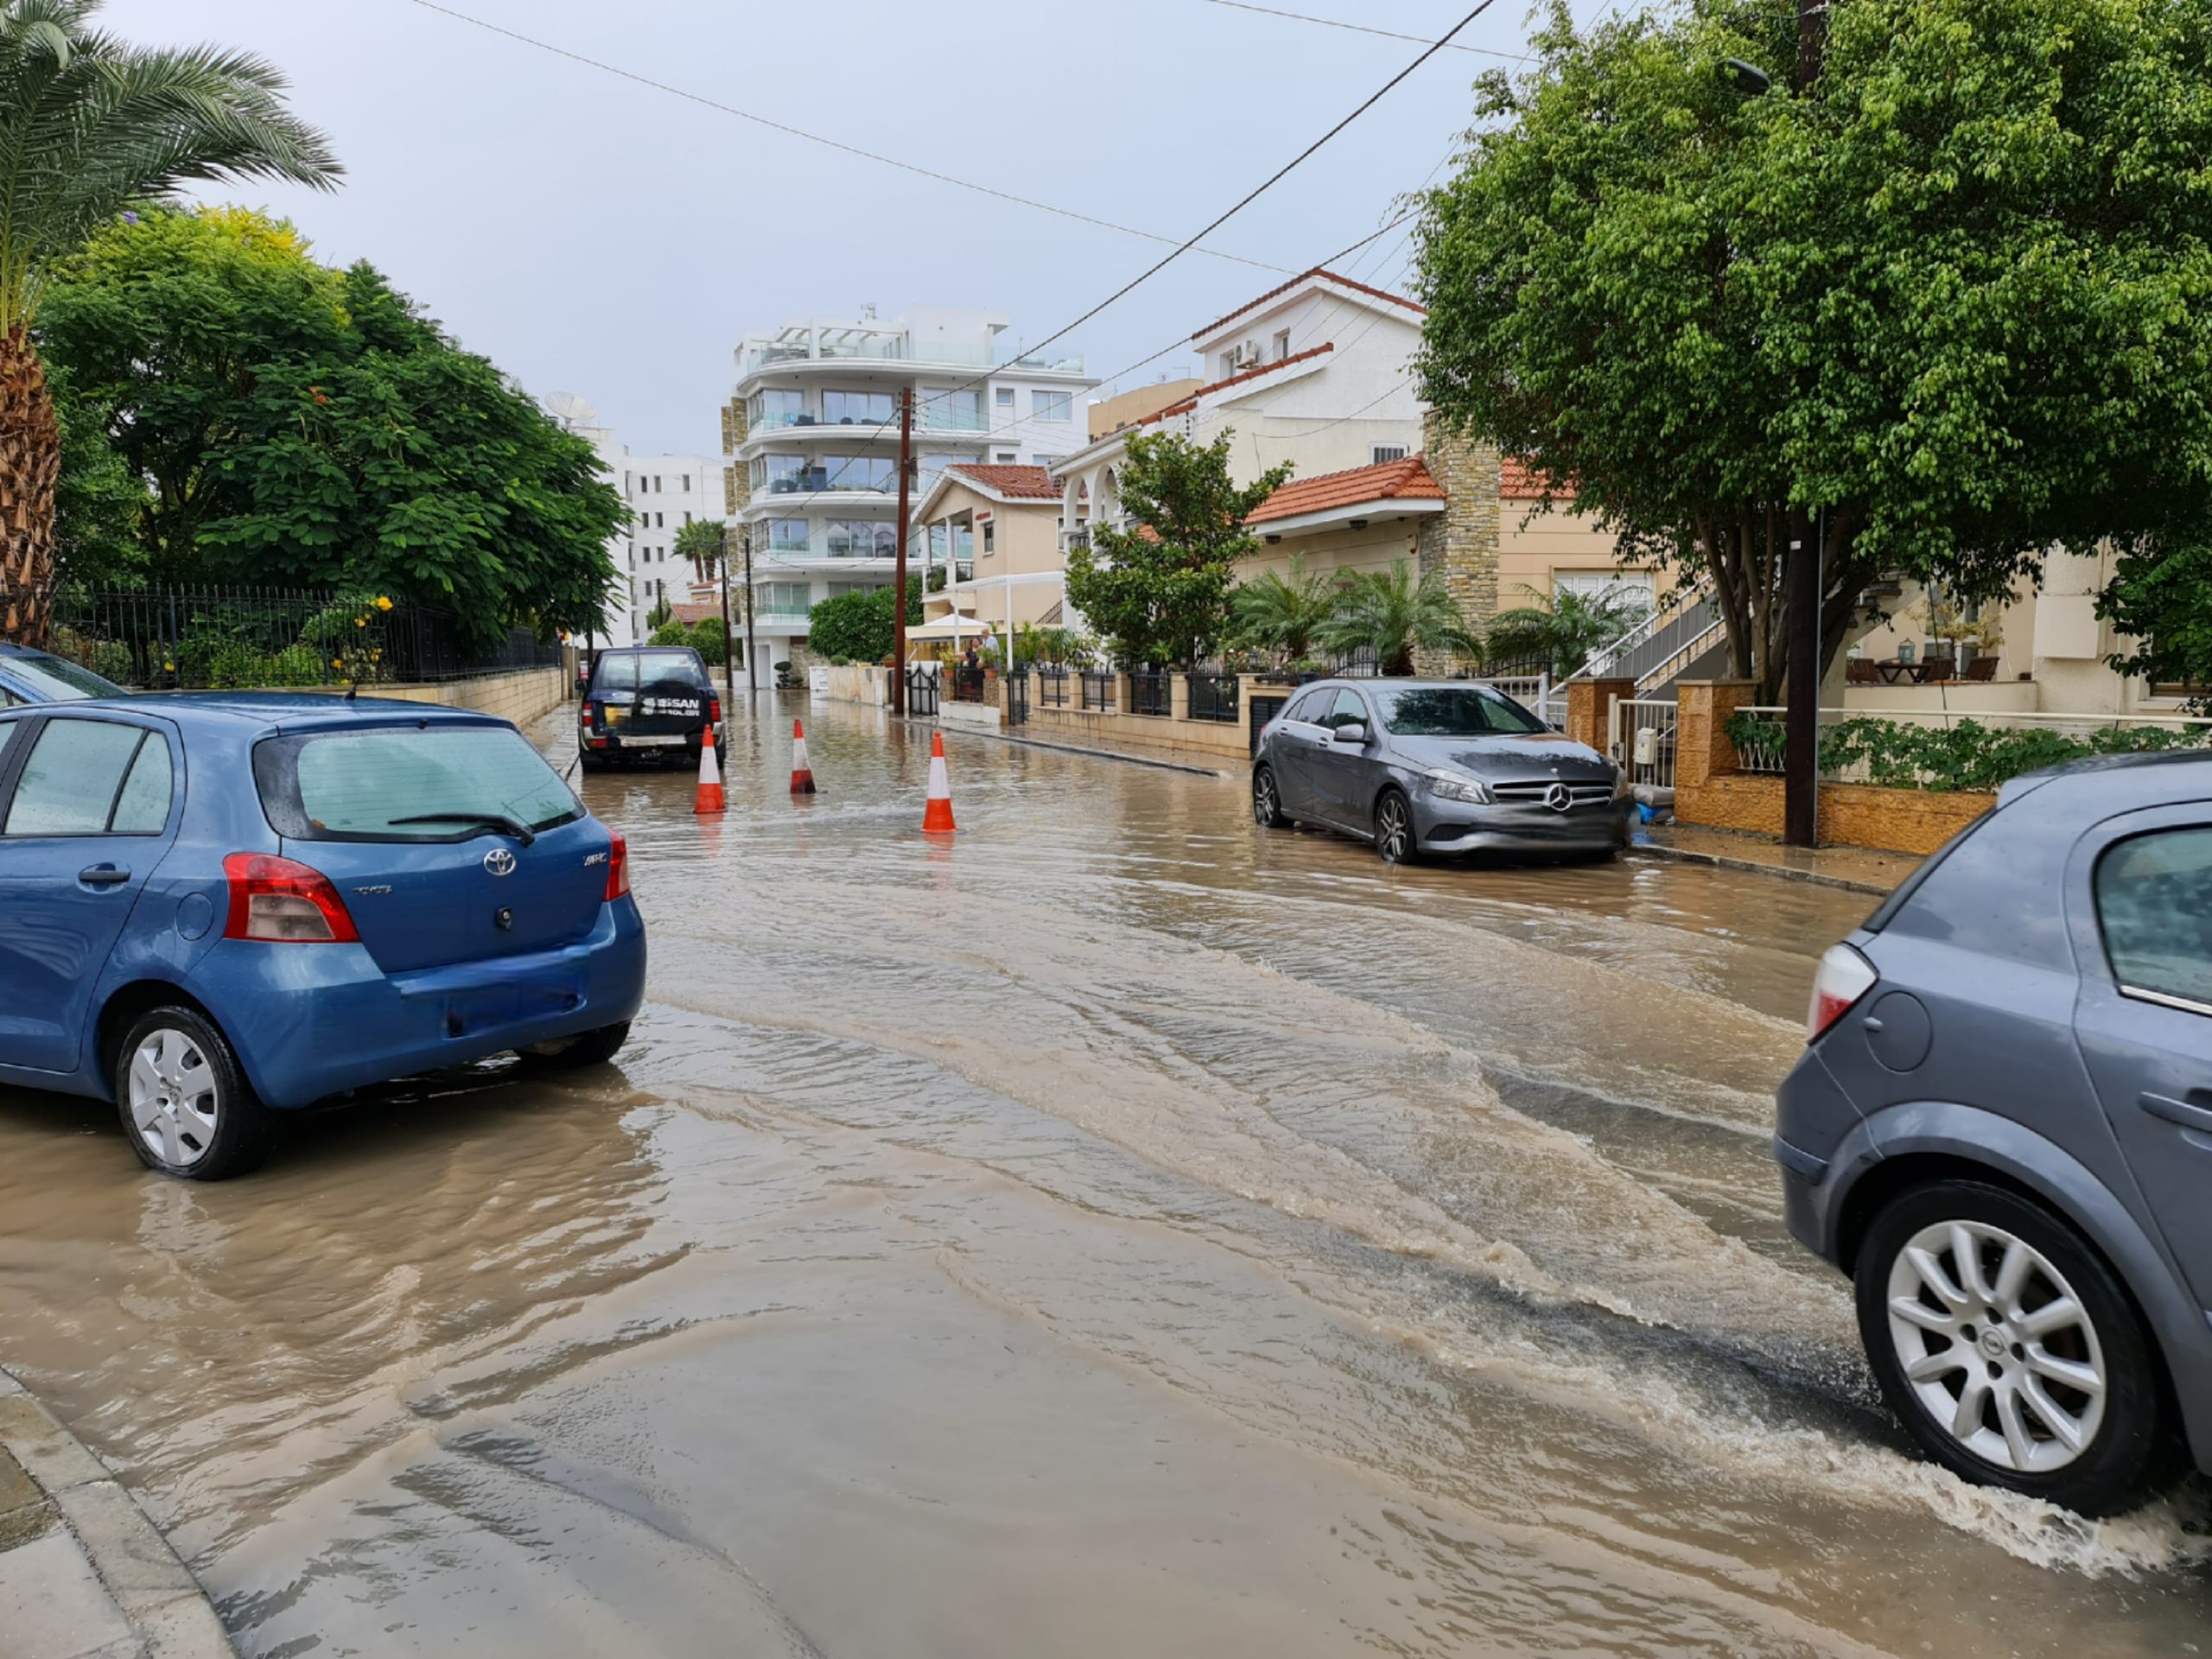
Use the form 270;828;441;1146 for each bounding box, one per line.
543;391;596;428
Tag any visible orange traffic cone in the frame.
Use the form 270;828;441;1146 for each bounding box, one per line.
791;718;817;794
921;729;957;834
694;723;726;816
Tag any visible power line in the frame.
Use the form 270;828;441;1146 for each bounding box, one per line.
937;1;1502;404
399;0;1288;274
1203;0;1533;61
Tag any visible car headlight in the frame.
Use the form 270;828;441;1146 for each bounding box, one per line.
1424;767;1490;805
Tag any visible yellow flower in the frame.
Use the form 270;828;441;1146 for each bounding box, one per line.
375;595;393;612
355;616;367;627
332;658;343;669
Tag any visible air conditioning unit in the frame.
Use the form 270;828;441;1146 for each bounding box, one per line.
1230;340;1262;371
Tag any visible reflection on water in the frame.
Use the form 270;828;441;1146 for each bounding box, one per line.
0;697;2204;1656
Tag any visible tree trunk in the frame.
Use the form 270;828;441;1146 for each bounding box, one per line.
0;327;60;645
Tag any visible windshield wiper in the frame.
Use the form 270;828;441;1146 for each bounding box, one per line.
389;811;537;847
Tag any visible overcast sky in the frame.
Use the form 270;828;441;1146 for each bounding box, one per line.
103;0;1567;459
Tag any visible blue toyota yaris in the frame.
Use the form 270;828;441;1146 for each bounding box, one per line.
0;694;646;1179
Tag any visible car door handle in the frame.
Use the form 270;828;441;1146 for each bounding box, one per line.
78;863;131;887
2139;1091;2212;1135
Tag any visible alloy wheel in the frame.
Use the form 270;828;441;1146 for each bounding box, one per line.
128;1027;221;1169
1254;772;1280;826
1885;1218;2107;1473
1376;794;1413;863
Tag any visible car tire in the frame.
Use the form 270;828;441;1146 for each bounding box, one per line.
579;751;610;773
1855;1179;2177;1516
113;1006;275;1182
1252;765;1291;830
1374;788;1420;864
518;1020;632;1071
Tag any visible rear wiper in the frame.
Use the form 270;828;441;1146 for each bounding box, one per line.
389;811;537;847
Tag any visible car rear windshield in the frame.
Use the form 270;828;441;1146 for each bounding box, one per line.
593;652;702;693
1372;687;1547;736
255;727;582;842
5;652;124;700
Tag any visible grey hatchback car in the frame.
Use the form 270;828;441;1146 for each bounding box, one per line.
1251;678;1630;862
1778;749;2212;1514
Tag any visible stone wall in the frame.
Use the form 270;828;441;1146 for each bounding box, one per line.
350;665;571;728
1670;679;1993;855
1413;410;1502;675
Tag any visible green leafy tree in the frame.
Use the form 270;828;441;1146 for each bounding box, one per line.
0;1;340;643
2101;543;2212;706
1320;559;1478;677
1483;584;1645;679
1231;554;1342;663
1065;429;1289;665
1414;0;2212;702
804;582;921;664
37;207;624;647
673;517;727;583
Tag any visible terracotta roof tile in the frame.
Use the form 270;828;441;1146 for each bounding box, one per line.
943;463;1060;500
1192;269;1425;343
1134;342;1335;427
1501;456;1573;499
670;602;723;625
1246;453;1445;526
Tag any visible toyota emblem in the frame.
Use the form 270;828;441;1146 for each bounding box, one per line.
1542;783;1573;813
483;848;517;877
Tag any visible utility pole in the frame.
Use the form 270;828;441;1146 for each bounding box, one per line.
893;385;913;717
1782;0;1827;849
717;521;736;721
741;520;757;702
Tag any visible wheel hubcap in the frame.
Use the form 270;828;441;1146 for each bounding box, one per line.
1255;776;1276;823
1379;799;1408;861
127;1029;219;1168
1886;1219;2107;1473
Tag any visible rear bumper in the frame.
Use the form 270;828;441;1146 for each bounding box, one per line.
582;722;723;756
201;899;647;1108
1415;798;1631;855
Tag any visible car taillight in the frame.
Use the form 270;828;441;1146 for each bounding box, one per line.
1807;943;1878;1041
604;833;630;901
222;853;360;943
581;703;594;727
709;697;721;724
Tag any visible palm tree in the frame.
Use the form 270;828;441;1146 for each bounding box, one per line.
673;518;728;584
0;2;340;644
1230;553;1341;663
1319;558;1478;677
1482;583;1647;679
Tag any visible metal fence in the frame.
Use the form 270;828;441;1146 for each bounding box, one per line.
1186;671;1239;724
951;665;988;704
24;584;563;690
1611;697;1679;792
1128;667;1172;717
1484;671;1560;731
1080;669;1117;711
1039;665;1069;707
904;664;940;717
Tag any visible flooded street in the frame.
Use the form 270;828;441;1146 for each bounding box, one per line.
3;697;2209;1656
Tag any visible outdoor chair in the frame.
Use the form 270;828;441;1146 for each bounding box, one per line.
1846;658;1881;685
1961;656;1999;683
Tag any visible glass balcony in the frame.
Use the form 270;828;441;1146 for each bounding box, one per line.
740;335;997;377
999;351;1086;374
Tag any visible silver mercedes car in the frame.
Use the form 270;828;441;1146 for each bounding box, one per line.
1251;679;1630;863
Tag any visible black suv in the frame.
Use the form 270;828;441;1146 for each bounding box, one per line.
579;647;723;771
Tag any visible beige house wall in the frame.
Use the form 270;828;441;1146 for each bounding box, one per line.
1497;500;1675;612
1239;522;1425;588
1087;379;1204;440
921;479;1071;633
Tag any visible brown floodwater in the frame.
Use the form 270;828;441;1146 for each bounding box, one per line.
2;699;2208;1656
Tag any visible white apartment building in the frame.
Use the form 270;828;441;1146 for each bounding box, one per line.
615;450;724;643
723;304;1096;686
544;395;723;645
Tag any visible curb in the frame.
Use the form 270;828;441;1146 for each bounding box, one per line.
1626;839;1895;898
888;715;1234;779
0;1366;232;1658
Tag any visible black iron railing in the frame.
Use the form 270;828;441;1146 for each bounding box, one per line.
1128;666;1172;717
1186;672;1239;723
952;665;988;704
1039;665;1069;707
1080;669;1116;711
905;664;940;716
22;584;563;690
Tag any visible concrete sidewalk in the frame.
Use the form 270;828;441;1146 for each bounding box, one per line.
0;1369;231;1659
1630;822;1920;896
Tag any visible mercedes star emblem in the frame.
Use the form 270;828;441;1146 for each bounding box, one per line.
1543;783;1573;813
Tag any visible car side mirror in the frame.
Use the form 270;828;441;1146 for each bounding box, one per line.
1333;721;1368;746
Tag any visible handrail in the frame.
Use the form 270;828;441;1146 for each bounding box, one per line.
1568;580;1713;684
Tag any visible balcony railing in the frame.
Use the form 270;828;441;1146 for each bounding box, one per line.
754;470;897;497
